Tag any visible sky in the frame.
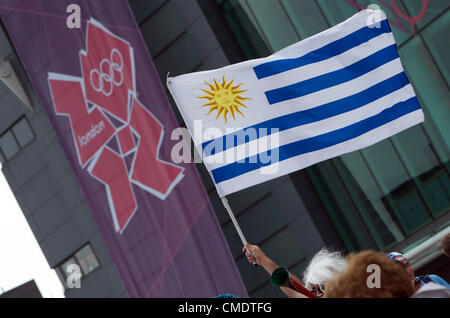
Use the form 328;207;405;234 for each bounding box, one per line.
0;169;65;298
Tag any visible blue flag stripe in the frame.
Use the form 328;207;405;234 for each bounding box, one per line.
202;72;410;155
253;19;391;80
211;96;420;184
265;44;399;105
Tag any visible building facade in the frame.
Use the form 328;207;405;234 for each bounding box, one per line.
0;22;128;297
0;0;448;297
0;280;42;298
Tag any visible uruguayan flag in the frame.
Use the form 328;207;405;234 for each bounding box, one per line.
167;9;424;197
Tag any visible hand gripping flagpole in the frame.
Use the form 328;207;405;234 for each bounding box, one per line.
221;197;257;267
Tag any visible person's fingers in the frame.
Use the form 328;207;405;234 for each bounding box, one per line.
247;249;254;256
245;251;255;262
243;243;260;264
243;244;254;255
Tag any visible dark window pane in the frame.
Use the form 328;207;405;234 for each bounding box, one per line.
391;125;449;218
0;131;19;160
393;125;440;176
128;0;166;24
338;153;404;250
399;36;450;165
281;0;328;39
306;161;375;252
244;0;300;51
60;257;78;279
317;0;358;26
421;169;450;218
400;0;450;29
75;245;100;275
12;117;33;148
362;140;432;235
220;0;271;59
420;12;450;85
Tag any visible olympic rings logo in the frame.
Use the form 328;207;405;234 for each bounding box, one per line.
89;48;124;96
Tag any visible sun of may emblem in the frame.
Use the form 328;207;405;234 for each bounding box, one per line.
197;76;251;123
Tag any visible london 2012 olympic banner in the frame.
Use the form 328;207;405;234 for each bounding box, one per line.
0;0;247;297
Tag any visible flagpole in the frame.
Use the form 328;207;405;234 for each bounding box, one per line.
221;197;257;266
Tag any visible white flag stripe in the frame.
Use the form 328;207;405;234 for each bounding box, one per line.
189;58;405;146
257;32;396;92
168;56;403;145
203;84;416;170
215;110;424;197
269;58;404;111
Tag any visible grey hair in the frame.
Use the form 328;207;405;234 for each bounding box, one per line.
303;249;346;290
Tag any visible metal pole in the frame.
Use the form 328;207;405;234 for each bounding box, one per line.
221;197;257;266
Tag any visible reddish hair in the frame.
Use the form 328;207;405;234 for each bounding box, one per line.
442;233;450;257
325;250;414;298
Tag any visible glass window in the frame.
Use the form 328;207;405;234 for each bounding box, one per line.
399;36;450;164
400;0;450;30
0;131;20;160
220;0;271;59
362;140;410;193
306;161;375;252
421;168;450;218
391;125;449;219
128;0;166;25
361;140;432;235
338;152;404;250
392;125;440;177
420;11;450;85
244;0;300;51
317;0;358;27
12;117;34;148
281;0;329;39
57;244;100;288
237;0;265;39
60;257;79;280
75;244;100;275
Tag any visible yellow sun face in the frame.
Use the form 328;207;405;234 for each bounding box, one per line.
198;76;251;123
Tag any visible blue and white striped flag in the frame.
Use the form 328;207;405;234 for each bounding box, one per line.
167;9;424;197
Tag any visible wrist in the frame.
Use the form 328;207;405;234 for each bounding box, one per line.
263;258;279;275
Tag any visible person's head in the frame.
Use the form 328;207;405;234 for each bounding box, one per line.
441;233;450;257
325;250;414;298
303;248;346;298
387;252;415;283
